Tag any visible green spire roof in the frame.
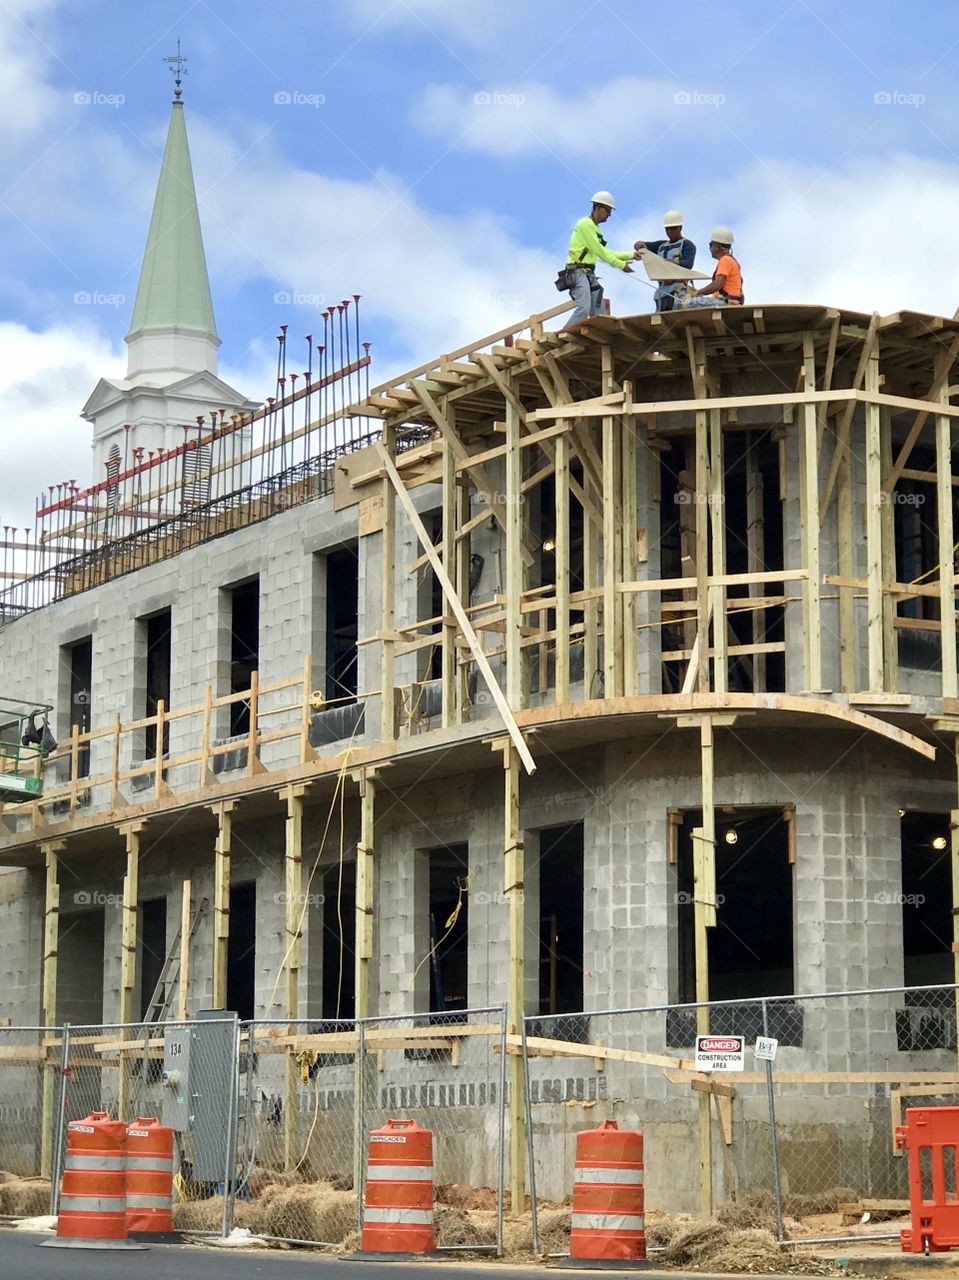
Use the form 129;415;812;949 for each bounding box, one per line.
127;101;219;341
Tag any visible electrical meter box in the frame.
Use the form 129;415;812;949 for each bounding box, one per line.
162;1024;192;1131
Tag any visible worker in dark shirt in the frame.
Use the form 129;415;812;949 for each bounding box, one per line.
634;210;696;311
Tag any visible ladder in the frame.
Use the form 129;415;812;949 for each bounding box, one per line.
143;895;209;1023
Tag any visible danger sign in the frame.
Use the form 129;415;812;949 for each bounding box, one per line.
695;1035;745;1072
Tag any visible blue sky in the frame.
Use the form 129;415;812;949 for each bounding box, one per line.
3;0;959;525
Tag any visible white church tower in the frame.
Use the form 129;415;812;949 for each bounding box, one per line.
82;63;257;486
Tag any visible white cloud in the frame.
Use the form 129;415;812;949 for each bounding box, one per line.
347;0;518;45
413;76;727;160
0;0;71;157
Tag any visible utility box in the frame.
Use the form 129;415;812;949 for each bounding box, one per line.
161;1024;192;1132
190;1011;238;1183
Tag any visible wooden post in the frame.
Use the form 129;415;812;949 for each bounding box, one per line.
708;410;726;694
938;398;957;699
119;821;143;1121
880;408;897;693
300;654;314;763
555;427;571;704
506;398;525;710
865;352;884;691
441;434;458;728
40;840;64;1179
284;784;305;1171
602;346;623;697
837;430;856;693
455;477;471;721
355;772;375;1021
200;684;213;786
503;744;525;1211
622;411;638;697
695;405;710;693
178;879;191;1021
212;801;235;1009
799;336;823;691
381;422;397;740
154;700;166;795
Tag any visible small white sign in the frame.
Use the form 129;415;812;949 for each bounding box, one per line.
695;1035;745;1072
754;1036;779;1062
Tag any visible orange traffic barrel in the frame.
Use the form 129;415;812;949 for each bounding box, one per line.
126;1117;174;1234
570;1120;646;1262
361;1118;436;1254
57;1111;128;1241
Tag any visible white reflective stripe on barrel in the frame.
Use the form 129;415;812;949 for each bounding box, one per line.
59;1195;126;1213
126;1194;172;1209
64;1154;125;1172
366;1165;433;1181
574;1166;644;1185
571;1213;645;1231
363;1207;433;1225
126;1157;175;1173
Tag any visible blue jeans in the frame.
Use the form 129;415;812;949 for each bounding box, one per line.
567;268;603;325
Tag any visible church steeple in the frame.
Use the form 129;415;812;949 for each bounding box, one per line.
125;62;220;379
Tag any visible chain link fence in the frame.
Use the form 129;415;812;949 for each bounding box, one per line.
0;1026;56;1219
524;983;959;1250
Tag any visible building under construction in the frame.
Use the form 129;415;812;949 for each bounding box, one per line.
3;86;959;1224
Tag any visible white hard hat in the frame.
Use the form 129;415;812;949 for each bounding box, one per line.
591;190;616;210
662;210;684;226
709;225;735;245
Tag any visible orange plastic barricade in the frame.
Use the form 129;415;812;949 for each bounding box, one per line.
569;1120;647;1263
361;1118;436;1254
126;1116;174;1235
897;1106;959;1253
56;1111;128;1242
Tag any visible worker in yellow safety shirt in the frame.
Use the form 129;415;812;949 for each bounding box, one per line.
560;191;639;327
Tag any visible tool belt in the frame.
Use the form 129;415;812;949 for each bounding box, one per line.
555;262;595;291
720;292;744;304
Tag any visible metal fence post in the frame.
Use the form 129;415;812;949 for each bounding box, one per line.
50;1022;70;1217
496;1003;508;1257
519;1013;539;1257
761;999;785;1241
221;1015;240;1240
354;1019;367;1236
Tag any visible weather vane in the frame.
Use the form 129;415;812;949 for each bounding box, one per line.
163;39;188;100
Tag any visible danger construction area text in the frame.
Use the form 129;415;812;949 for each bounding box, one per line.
695;1035;745;1071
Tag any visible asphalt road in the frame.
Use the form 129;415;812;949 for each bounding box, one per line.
0;1233;551;1280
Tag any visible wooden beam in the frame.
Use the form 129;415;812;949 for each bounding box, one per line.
938;396;958;699
886;315;959;494
555;427;571;705
506;397;526;711
212;801;235;1009
709;407;727;693
119;821;144;1121
178;878;191;1022
374;442;536;774
380;422;397;741
441;434;458;728
865;350;884;691
40;840;64;1180
602;346;623;698
284;784;305;1170
504;745;525;1212
880;409;898;693
801;335;823;690
622;409;639;696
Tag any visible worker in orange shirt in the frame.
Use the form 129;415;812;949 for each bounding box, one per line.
679;227;743;307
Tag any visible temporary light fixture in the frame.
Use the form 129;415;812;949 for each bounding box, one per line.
723;829;739;846
898;809;905;818
932;835;948;851
542;538;556;553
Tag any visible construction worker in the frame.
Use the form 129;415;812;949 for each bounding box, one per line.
562;191;638;327
634;210;696;311
679;227;743;308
